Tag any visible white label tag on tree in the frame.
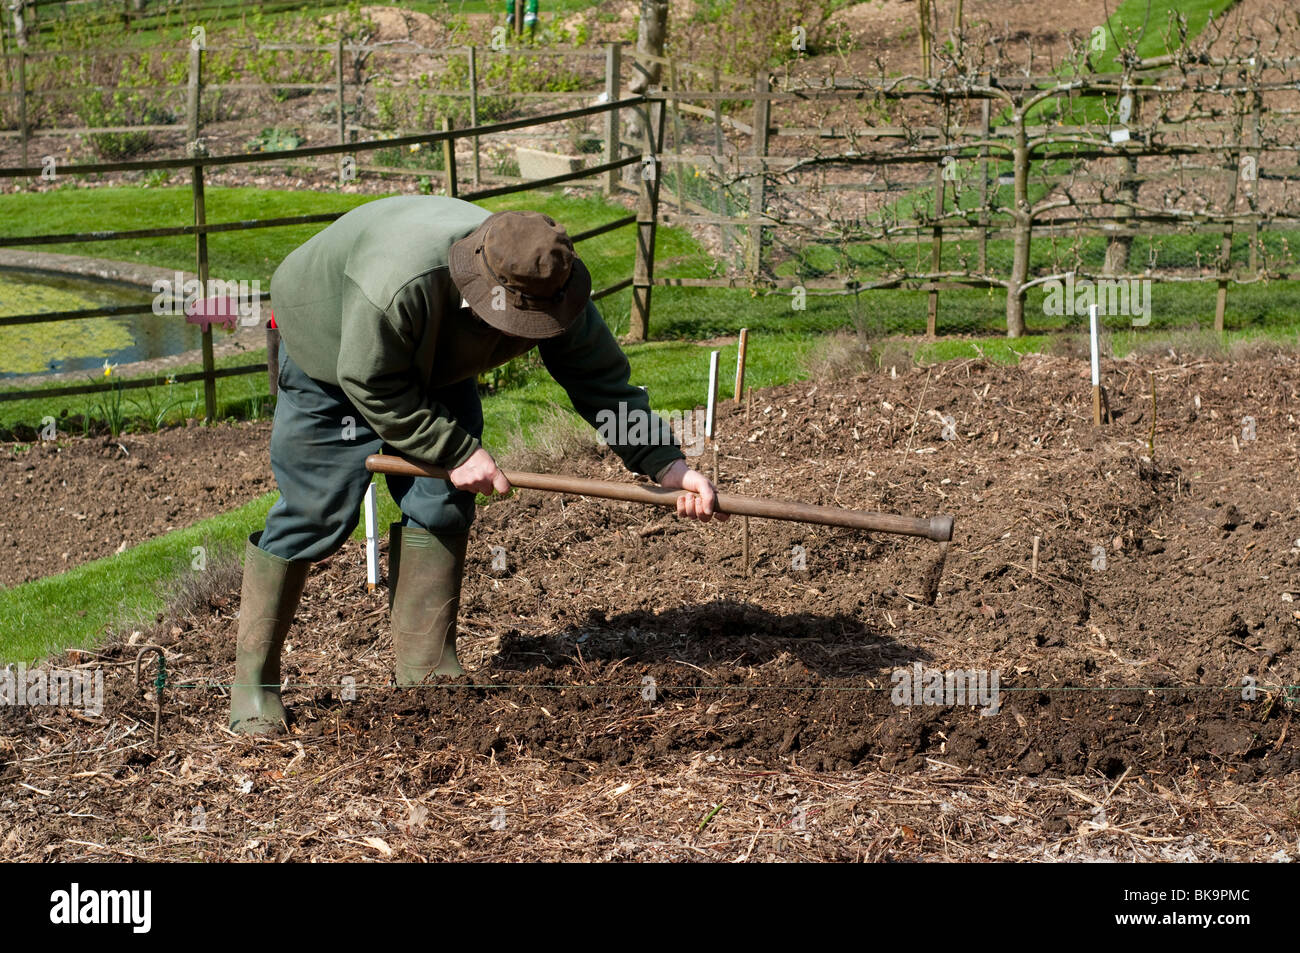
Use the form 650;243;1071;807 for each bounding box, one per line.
1110;128;1130;144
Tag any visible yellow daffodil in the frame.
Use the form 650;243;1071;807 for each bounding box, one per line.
102;360;116;378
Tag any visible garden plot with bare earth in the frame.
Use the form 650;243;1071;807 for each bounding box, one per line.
0;421;272;587
1;352;1298;861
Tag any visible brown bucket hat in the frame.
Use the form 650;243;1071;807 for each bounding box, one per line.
448;210;591;339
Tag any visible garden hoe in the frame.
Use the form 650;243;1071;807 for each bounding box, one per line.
365;454;954;597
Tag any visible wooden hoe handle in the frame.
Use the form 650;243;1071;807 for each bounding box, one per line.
365;454;954;543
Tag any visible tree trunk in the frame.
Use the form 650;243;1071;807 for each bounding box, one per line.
13;1;28;49
629;0;668;95
1103;91;1138;275
918;0;932;79
1102;152;1137;275
625;1;668;184
1006;117;1030;338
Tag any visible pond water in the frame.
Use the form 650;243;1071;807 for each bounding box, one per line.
0;270;203;378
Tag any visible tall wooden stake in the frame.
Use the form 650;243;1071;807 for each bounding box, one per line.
977;72;990;273
468;45;480;188
1246;62;1262;275
734;327;749;402
336;35;347;186
1147;371;1157;460
712;67;731;259
629;97;664;341
16;49;27;168
266;325;279;398
188;44;216;423
668;58;686;213
442;115;458;196
748;71;771;278
742;516;751;577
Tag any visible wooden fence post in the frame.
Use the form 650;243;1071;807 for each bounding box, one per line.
748;71;770;279
336;35;347;186
734;327;748;402
629;96;665;342
603;42;620;196
187;43;216;422
668;58;686;213
712;66;731;260
442;115;458;196
186;39;202;142
468;45;480;188
16;48;27;168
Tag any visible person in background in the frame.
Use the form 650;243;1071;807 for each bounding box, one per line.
504;0;539;38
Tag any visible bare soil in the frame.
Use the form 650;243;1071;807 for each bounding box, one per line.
1;351;1298;860
0;421;272;587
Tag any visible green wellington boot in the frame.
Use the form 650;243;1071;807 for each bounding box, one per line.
229;534;310;735
389;524;469;685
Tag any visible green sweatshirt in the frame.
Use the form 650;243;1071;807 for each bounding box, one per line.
270;195;683;480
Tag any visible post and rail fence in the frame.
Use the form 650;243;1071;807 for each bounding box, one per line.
0;35;655;418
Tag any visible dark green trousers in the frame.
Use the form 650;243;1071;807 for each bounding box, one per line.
257;344;482;562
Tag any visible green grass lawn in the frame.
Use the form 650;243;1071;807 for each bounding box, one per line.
0;186;641;425
0;184;646;301
1090;0;1237;72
